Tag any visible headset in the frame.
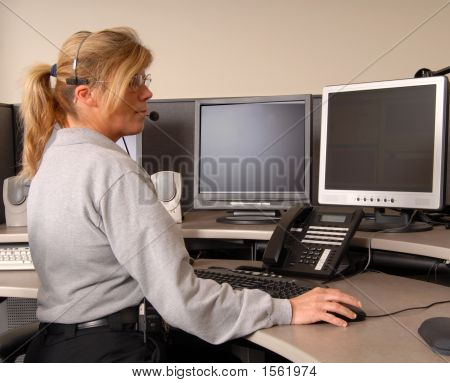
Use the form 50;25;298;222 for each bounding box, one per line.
65;33;92;86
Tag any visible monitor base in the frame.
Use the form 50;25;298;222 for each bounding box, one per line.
359;208;433;233
217;211;280;225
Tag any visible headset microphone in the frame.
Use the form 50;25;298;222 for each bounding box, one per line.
148;111;159;121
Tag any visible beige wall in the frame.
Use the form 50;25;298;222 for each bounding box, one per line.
1;0;449;104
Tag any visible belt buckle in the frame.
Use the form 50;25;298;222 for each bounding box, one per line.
77;318;109;330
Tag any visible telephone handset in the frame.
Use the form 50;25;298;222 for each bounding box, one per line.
262;204;364;279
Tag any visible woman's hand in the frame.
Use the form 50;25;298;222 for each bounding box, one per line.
289;287;362;327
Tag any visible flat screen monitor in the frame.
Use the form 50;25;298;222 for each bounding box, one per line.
0;104;16;224
319;77;448;231
194;95;311;224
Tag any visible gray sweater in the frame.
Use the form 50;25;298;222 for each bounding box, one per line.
28;128;291;344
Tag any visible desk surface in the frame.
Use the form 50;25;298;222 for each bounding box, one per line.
3;210;450;260
196;259;450;363
0;269;39;298
1;259;450;362
184;211;450;260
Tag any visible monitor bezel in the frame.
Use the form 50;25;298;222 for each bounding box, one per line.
193;95;312;210
318;77;448;210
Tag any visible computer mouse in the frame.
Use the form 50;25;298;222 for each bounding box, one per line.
330;303;366;322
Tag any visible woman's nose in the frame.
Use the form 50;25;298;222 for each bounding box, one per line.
140;85;153;101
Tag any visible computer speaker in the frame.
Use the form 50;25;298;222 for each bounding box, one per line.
150;171;183;223
3;176;30;227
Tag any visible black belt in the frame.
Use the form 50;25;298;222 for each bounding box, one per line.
40;306;140;335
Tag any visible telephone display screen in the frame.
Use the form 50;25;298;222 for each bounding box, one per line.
320;214;347;223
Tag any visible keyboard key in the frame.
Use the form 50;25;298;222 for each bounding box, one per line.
194;268;312;299
0;245;34;270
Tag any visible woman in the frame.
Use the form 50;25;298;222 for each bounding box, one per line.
21;27;362;362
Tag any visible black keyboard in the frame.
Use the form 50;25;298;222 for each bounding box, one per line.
194;267;313;299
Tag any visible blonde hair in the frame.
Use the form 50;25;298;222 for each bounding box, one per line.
20;27;152;179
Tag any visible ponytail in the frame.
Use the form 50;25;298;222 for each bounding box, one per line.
20;64;57;179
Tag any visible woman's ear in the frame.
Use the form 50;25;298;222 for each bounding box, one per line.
73;85;98;107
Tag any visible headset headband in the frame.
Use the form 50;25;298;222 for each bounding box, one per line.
66;33;92;86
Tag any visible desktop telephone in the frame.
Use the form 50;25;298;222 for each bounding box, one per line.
262;204;364;279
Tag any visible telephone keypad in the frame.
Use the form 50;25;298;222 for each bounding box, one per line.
287;224;349;271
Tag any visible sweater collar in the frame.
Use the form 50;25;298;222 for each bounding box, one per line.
51;127;126;155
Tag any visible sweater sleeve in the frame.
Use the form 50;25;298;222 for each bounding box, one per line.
98;171;292;344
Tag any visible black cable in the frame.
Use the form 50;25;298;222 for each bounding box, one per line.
379;209;419;233
385;209;450;228
320;267;366;285
366;299;450;318
421;211;450;226
122;137;130;155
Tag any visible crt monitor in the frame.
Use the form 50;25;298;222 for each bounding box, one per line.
194;95;311;224
318;77;448;232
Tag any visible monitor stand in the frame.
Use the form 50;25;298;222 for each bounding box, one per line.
358;208;432;233
216;210;281;225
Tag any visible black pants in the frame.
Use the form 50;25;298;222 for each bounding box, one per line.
24;325;239;363
25;325;153;363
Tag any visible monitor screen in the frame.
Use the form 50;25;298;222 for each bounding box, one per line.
319;77;448;210
0;104;16;224
194;95;311;210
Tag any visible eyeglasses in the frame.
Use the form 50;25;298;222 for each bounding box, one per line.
129;73;152;91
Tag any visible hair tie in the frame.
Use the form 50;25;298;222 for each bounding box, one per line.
50;64;57;77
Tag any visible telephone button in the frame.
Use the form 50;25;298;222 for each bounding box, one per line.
315;249;331;271
302;239;343;246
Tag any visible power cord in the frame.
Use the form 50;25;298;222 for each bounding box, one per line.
362;239;372;272
426;259;445;283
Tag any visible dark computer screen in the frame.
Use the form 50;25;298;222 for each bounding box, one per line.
200;102;306;193
194;95;311;211
0;104;16;224
139;99;196;211
325;85;436;193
